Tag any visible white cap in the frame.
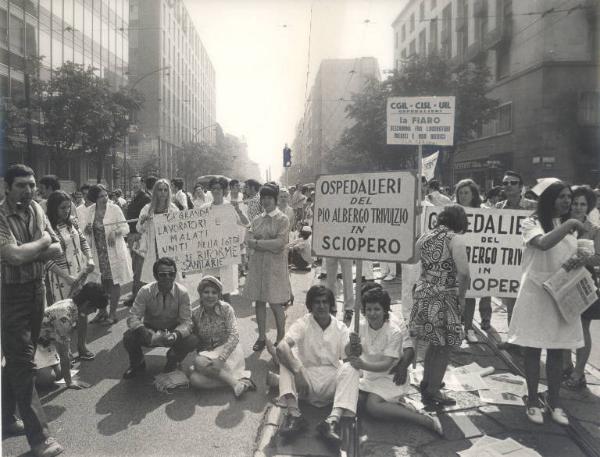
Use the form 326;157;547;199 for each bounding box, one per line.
531;178;562;197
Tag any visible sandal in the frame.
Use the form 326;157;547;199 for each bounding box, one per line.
563;375;587;391
234;377;257;398
252;339;266;352
78;350;96;361
562;366;574;381
90;310;108;324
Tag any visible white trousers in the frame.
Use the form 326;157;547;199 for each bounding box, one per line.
325;258;354;311
279;362;360;414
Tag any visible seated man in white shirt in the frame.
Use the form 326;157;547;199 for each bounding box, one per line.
287;225;312;271
275;285;361;445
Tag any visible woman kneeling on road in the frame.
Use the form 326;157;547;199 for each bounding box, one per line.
187;276;255;397
348;287;442;435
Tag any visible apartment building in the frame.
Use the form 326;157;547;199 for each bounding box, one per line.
392;0;599;188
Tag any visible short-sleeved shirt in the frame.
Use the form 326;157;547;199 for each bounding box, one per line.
286;313;350;369
39;299;79;346
0;199;59;284
496;197;537;210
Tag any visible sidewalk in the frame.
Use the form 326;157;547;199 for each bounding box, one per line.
255;267;600;457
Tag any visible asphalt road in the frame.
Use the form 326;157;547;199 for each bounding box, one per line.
2;269;316;457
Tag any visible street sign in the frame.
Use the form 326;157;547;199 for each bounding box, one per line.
312;171;417;262
386;96;455;146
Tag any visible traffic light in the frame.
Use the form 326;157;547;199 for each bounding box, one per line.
283;145;292;167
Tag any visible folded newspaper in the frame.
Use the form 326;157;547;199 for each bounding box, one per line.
458;436;542;457
543;267;597;323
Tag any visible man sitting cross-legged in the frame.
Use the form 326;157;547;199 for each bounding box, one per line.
274;285;361;446
122;257;195;378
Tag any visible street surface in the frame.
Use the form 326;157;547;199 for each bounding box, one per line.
4;266;600;457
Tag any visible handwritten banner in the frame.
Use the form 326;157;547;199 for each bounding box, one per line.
154;205;241;274
423;206;532;298
312;171;417;262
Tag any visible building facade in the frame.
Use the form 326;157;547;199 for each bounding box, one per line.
128;0;216;179
2;0;129;188
392;0;600;189
292;57;380;182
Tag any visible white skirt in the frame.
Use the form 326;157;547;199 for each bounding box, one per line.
359;373;410;402
199;343;249;380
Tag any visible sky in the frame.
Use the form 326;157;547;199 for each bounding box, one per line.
184;0;407;181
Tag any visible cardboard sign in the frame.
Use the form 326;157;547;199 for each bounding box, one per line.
422;150;439;181
387;96;455;146
312;172;417;262
422;207;532;298
154;205;241;274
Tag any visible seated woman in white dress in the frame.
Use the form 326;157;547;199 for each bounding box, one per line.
347;287;442;435
187;276;255;397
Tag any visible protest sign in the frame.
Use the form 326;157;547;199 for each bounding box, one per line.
312;171;417;262
423;206;532;298
387;96;455;146
154;205;241;274
421;150;439;181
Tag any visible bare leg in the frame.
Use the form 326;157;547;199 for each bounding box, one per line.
523;347;542;405
194;355;240;393
365;394;437;431
255;301;267;341
422;343;435;388
77;314;89;354
574;319;592;379
110;283;120;320
270;303;287;343
189;372;225;390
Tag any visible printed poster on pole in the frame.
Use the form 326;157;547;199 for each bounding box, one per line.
312;171;418;262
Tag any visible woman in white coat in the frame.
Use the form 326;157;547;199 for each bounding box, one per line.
137;179;179;284
84;184;133;325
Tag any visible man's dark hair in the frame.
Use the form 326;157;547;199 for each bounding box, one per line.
428;179;441;191
305;285;336;314
114;188;123;197
208;177;229;190
436;205;469;233
229;179;240;188
80;184;90;192
172;178;184;190
145;175;158;191
39;175;60;191
245;179;261;192
152;257;178;279
73;283;109;311
5;164;35;187
361;288;391;321
503;170;523;186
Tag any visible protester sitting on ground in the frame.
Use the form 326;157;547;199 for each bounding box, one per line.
45;192;95;337
35;283;108;389
561;185;600;391
273;285;360;446
137;179;179;285
122;257;196;378
348;288;442;435
426;179;452;206
288;225;312;271
455;178;492;341
245;182;291;351
507;179;584;425
83;184;132;325
186;276;256;397
482;186;505;208
410;205;470;408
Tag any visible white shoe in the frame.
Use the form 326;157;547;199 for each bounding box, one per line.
548;405;569;425
466;329;477;343
526;405;545;424
383;274;395;281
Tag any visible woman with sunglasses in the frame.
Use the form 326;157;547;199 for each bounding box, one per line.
507;180;584;425
83;184;133;325
454;179;492;342
137;179;180;285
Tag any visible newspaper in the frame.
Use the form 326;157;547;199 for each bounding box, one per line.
478;389;524;406
445;363;493;391
542;266;598;323
458;436;542;457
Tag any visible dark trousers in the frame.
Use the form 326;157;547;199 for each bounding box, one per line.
131;251;145;298
1;281;50;446
463;297;492;330
123;326;198;367
288;250;309;270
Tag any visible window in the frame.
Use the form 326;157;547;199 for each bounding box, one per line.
431;0;437;9
477;103;512;138
409;39;416;56
10;15;25;55
457;0;468;61
441;4;452;59
474;0;488;43
579;92;600;126
401;48;407;59
0;9;7;48
64;0;74;26
39;29;51;66
410;13;415;32
52;36;63;68
395;31;398;49
420;2;425;21
419;29;426;55
430;18;438;54
496;43;510;79
401;24;406;41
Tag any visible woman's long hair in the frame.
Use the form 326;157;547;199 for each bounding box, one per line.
535;180;571;233
455;179;482;208
149;178;173;215
46;190;73;230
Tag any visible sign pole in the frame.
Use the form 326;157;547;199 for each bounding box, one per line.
354;261;363;334
417;144;423;206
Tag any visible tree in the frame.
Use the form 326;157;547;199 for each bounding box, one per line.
175;141;233;186
37;62;143;182
325;54;498;173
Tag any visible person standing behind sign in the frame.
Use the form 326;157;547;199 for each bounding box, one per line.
410;205;470;408
84;184;132;325
137;179;179;285
507;180;584;425
245;182;291;352
455;179;492;342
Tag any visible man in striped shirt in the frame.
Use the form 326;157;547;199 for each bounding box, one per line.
0;164;64;457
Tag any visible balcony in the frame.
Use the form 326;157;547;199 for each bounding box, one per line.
483;16;512;50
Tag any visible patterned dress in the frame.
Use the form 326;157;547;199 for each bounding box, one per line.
410;226;464;346
92;221;112;282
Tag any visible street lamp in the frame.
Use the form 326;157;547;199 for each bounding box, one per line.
191;124;218;143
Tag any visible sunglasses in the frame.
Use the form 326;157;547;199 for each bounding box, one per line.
157;271;176;278
502;180;520;186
